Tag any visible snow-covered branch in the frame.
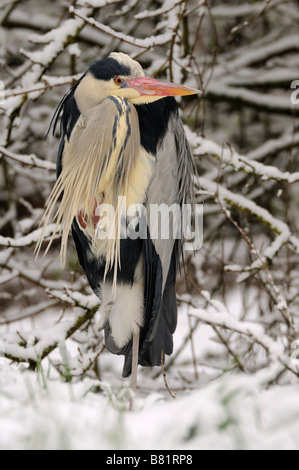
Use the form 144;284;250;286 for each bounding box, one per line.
190;136;299;183
0;302;99;366
211;0;291;19
189;299;283;360
70;6;173;49
0;224;60;248
0;146;56;171
206;82;297;115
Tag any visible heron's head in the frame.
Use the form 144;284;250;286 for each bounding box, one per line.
74;52;199;115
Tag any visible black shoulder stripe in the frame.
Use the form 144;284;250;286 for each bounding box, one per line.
135;96;178;155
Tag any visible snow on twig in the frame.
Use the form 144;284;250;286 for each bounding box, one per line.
191;136;299;183
70;6;173;49
3;75;81;100
211;0;290;19
206;82;297;115
134;0;183;20
0;305;98;365
187;297;299;378
0;146;56;171
19;12;90;66
197;176;298;255
77;0;125;7
189;300;283;360
215;34;299;73
0;224;60;248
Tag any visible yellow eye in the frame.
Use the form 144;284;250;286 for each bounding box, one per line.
114;77;123;86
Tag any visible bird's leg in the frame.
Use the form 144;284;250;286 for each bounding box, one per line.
131;327;140;392
129;323;140;411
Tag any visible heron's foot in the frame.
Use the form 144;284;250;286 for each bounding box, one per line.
93;194;104;229
77;210;87;229
76;193;104;230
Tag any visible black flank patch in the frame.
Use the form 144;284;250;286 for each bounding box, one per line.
72;219;143;290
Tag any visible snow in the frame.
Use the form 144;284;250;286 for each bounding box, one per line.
0;248;14;265
20;18;84;66
0;224;60;248
198;176;293;249
0;146;55;172
67;44;81;58
191;136;299;184
3;10;58;32
224;67;299;87
217;34;299;71
1;362;299;450
134;0;181;20
207;82;296;114
0;292;297;450
189;304;284;361
77;0;124;7
248;132;299;161
70;7;173;49
42;74;82;87
212;1;277;18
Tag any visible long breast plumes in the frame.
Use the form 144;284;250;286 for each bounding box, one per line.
36;97;154;288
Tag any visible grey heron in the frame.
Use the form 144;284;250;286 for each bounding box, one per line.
37;52;199;392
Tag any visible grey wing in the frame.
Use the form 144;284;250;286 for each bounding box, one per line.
147;113;195;287
144;113;195;356
122;111;195;376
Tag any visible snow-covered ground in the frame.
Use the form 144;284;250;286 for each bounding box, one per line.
1;361;299;450
1;297;299;451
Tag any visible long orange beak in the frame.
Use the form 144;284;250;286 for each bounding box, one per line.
125;77;201;97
